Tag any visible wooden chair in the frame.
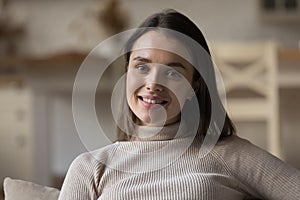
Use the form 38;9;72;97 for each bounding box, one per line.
211;41;282;159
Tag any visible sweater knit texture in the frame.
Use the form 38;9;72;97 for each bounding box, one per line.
59;123;300;200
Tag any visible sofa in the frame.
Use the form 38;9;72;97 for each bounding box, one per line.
3;177;60;200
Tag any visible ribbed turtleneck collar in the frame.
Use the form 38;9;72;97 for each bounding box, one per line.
131;122;191;141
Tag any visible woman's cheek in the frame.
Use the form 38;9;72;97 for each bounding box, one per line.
166;81;192;105
126;71;145;101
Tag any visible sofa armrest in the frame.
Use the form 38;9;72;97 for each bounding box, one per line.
3;177;60;200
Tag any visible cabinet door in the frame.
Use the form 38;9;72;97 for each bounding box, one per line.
0;85;33;183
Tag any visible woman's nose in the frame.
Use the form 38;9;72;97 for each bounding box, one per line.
146;82;163;92
145;67;165;92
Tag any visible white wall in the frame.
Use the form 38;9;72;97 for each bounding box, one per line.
280;89;300;164
50;92;115;176
9;0;300;56
123;0;300;48
51;93;86;176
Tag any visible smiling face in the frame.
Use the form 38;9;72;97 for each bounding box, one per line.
126;31;196;126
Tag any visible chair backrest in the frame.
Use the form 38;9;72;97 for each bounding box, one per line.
211;41;282;158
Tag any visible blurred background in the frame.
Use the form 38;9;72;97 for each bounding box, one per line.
1;0;300;197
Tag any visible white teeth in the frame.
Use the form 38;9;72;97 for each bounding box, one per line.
142;97;164;104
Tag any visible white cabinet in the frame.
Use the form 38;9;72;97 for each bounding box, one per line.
0;84;33;184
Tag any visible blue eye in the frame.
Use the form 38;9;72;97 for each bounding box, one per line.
166;70;182;78
135;64;149;73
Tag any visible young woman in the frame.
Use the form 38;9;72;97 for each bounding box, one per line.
59;9;300;200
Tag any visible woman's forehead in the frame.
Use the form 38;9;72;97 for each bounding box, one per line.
131;48;184;61
131;31;192;62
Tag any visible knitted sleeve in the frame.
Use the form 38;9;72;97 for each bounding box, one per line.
58;152;104;200
215;136;300;200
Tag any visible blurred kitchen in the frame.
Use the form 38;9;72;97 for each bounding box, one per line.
1;0;300;197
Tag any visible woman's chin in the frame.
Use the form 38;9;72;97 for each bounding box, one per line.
137;115;180;127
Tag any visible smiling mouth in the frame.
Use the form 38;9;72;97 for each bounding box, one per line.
138;96;168;105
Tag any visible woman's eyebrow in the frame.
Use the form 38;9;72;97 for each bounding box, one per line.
166;62;186;69
132;56;151;63
132;56;186;69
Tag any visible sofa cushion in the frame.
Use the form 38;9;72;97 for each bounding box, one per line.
3;177;60;200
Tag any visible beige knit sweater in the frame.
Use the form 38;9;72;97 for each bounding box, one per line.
59;125;300;200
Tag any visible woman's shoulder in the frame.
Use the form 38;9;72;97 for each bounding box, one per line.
70;142;119;169
211;135;285;172
211;136;300;200
211;135;275;167
214;135;257;152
